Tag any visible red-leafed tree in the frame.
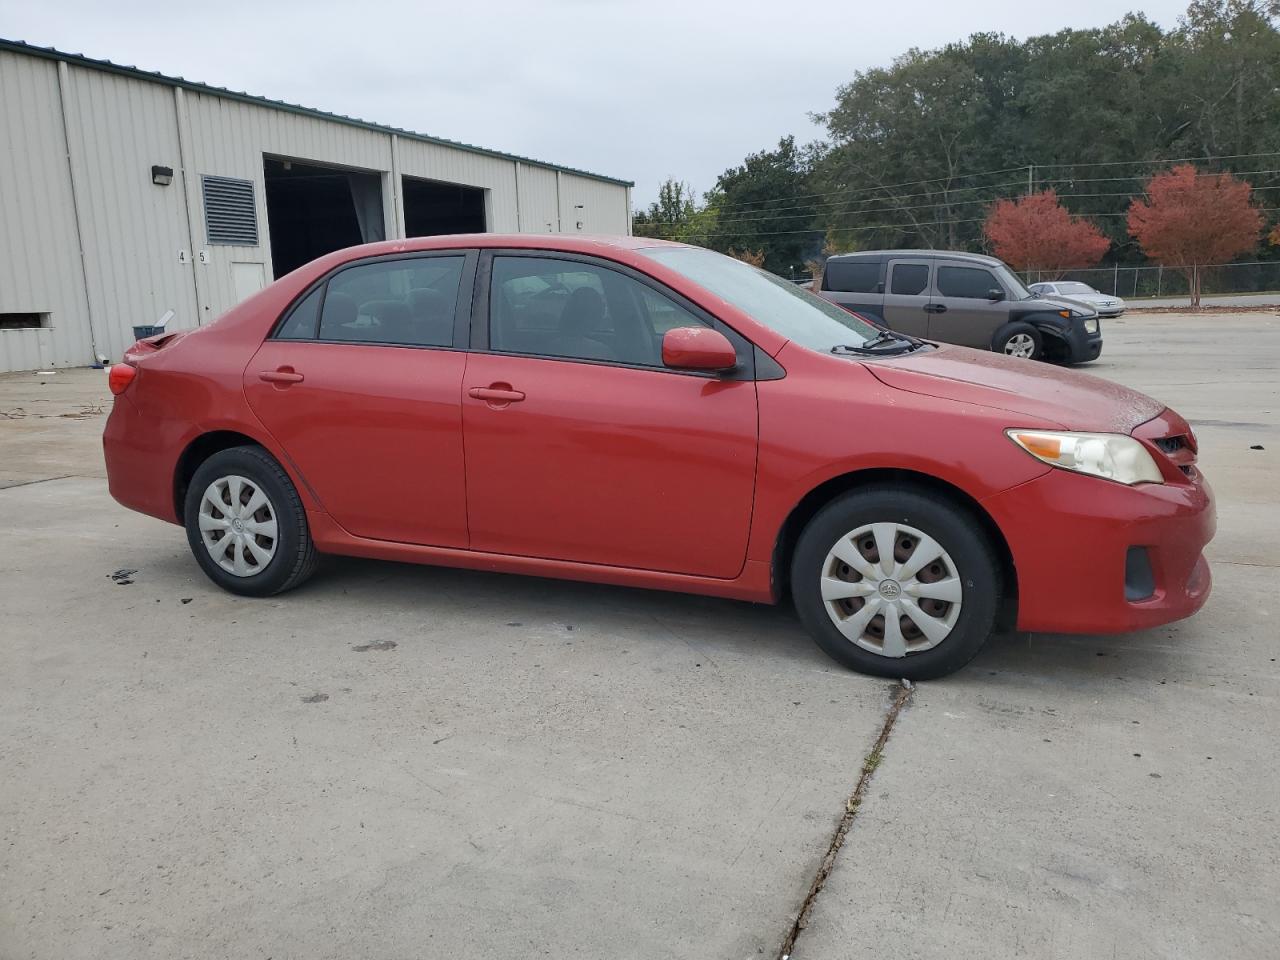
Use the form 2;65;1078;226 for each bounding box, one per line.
983;190;1111;277
1128;165;1262;308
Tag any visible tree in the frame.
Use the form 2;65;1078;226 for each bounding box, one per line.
632;178;700;241
702;137;820;276
727;249;766;267
1127;164;1263;306
983;190;1110;276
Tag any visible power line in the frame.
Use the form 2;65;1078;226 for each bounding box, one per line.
639;173;1280;230
639;150;1280;219
659;207;1280;242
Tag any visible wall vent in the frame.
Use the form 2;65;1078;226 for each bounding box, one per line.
202;175;259;246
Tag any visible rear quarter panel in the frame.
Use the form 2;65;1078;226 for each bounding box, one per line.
103;257;345;523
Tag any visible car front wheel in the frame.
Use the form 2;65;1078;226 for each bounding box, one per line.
790;486;1002;680
183;445;318;597
994;322;1042;360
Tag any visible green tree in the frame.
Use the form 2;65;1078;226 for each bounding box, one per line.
698;136;820;276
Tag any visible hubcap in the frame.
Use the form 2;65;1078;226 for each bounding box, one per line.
819;522;963;659
1005;333;1035;358
198;475;278;577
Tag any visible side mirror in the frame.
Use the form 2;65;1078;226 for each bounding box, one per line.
661;327;737;372
987;288;1004;301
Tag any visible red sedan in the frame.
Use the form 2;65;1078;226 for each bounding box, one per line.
103;235;1214;679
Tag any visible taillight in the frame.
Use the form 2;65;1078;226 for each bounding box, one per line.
108;363;137;395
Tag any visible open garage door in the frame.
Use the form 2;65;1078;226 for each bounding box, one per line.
403;176;486;237
264;157;385;279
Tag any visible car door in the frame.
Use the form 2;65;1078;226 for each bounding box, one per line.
461;251;758;579
243;251;475;547
820;258;885;322
882;259;933;337
928;263;1011;347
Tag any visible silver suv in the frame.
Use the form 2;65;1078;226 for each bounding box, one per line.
818;250;1102;363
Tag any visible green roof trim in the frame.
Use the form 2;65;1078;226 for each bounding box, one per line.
0;37;634;188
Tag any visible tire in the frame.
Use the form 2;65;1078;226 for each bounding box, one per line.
183;445;318;597
790;486;1001;681
993;322;1042;360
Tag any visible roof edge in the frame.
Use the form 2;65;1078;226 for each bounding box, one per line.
0;37;635;188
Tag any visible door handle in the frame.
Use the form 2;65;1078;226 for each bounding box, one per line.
468;385;526;405
923;303;947;314
259;368;304;384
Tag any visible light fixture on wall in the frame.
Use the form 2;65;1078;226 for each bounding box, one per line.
151;165;174;186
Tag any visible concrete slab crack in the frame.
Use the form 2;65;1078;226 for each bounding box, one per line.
0;475;76;490
777;679;915;960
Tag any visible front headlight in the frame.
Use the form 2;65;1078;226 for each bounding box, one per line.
1006;430;1163;485
1084;318;1099;334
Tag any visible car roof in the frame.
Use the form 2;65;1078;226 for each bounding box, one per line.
826;249;1005;268
332;233;689;258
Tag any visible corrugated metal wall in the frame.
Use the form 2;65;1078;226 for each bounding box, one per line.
0;54;91;371
62;66;200;363
0;47;631;372
558;173;632;235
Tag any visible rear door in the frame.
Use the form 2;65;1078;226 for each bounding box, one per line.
460;251;758;578
882;259;933;337
928;263;1010;347
243;251;475;547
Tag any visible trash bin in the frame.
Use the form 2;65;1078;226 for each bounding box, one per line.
132;325;163;340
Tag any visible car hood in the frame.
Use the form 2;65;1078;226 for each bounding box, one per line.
1063;292;1120;305
1033;295;1099;316
866;344;1164;433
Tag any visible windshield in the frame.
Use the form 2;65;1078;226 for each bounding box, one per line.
992;264;1034;301
639;247;881;351
1054;282;1096;295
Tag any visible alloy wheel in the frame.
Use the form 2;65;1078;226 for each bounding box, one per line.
1004;333;1036;358
819;522;963;658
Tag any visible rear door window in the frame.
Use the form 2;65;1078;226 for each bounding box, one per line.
823;260;881;293
936;266;999;299
889;263;930;296
276;287;323;340
315;255;466;346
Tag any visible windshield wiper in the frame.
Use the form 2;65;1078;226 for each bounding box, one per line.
831;329;924;356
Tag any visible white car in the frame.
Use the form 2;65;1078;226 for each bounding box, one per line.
1028;281;1125;317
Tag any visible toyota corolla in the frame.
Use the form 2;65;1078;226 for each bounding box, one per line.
103;235;1214;679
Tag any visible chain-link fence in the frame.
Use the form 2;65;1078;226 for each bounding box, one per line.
1024;260;1280;300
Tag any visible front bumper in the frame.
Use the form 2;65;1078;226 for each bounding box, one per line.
982;467;1214;635
1069;317;1103;362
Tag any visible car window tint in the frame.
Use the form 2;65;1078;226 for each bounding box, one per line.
490;256;705;367
276;286;322;340
936;266;997;299
890;263;929;296
824;260;880;293
317;256;464;346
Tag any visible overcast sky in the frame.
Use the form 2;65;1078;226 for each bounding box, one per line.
2;0;1192;206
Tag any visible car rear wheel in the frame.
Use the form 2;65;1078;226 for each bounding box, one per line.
184;445;317;597
994;322;1042;360
790;486;1001;680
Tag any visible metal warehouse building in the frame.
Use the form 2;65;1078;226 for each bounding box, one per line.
0;39;633;373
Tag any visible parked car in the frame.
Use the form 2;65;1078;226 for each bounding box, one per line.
103;235;1213;680
1028;281;1126;317
819;250;1102;363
